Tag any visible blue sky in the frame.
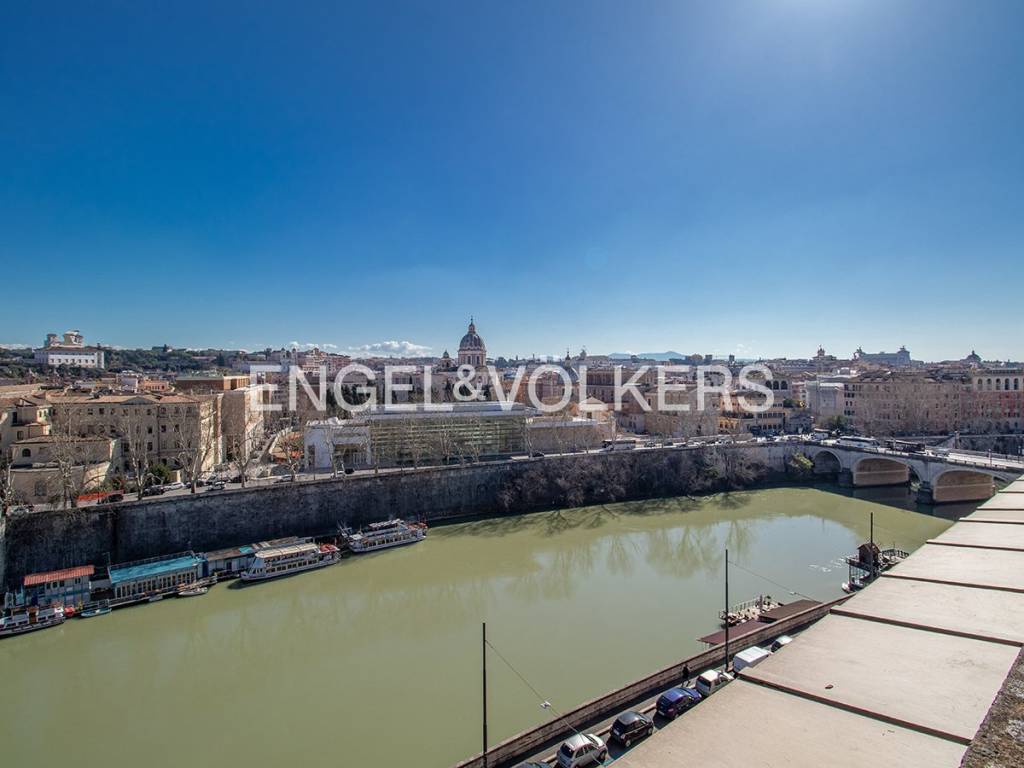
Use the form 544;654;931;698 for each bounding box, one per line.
2;1;1022;361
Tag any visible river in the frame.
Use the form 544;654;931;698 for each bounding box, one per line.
0;486;964;767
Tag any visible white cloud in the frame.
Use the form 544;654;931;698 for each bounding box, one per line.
0;343;31;349
346;340;433;357
288;341;340;351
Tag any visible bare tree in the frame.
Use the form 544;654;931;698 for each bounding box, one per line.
277;428;305;481
226;425;261;488
48;403;90;508
175;400;218;493
114;404;153;501
0;452;20;514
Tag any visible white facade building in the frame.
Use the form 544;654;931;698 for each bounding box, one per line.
34;330;105;368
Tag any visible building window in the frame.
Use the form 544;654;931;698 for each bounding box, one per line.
21;448;30;458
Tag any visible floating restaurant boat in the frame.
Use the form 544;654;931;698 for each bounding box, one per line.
240;542;341;582
0;605;66;638
345;519;426;553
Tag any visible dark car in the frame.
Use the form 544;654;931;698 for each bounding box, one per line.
512;762;550;768
99;493;124;505
610;710;654;747
655;686;701;719
142;486;165;497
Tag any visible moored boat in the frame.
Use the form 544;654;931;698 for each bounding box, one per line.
177;585;209;597
0;606;66;638
345;519;426;553
79;604;112;618
240;542;341;582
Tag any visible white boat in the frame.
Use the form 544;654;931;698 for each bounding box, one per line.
0;606;66;638
346;519;426;553
177;585;208;597
240;542;341;582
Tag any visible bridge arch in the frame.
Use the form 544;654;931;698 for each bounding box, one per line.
811;449;842;475
930;469;996;504
851;456;913;488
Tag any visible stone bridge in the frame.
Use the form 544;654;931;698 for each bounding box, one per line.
801;443;1022;504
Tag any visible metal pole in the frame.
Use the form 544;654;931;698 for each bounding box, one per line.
724;548;730;672
482;622;488;768
870;512;876;581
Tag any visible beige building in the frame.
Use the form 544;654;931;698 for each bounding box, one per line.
49;393;222;472
842;372;968;435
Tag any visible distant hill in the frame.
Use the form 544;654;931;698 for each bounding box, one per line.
608;351;686;361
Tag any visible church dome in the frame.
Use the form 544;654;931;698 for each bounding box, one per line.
459;320;485;351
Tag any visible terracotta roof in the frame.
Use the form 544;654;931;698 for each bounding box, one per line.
24;564;95;587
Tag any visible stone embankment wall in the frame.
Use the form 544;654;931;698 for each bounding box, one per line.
1;444;797;588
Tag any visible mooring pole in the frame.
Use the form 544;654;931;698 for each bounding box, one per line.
870;512;876;581
724;548;730;671
482;622;488;768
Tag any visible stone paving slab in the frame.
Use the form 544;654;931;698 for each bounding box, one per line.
833;578;1024;644
977;493;1024;510
738;614;1019;743
613;679;967;768
1001;478;1024;493
885;543;1024;592
964;508;1024;524
929;522;1024;551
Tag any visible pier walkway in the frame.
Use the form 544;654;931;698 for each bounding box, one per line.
615;477;1024;768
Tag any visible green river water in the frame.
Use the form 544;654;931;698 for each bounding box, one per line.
0;486;963;767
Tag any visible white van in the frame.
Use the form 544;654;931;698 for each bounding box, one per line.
695;669;733;697
732;646;771;673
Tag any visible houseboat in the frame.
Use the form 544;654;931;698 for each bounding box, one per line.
345;519;426;553
240;542;341;582
0;605;66;638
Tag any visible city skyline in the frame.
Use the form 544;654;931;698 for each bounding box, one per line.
3;2;1023;360
1;321;1014;364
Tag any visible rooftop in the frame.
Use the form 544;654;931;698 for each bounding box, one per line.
109;554;203;585
620;476;1024;768
24;564;95;587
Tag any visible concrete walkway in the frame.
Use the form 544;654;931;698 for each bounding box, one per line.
616;479;1024;768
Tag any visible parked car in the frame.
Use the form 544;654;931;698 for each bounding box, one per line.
694;670;732;697
162;481;186;491
556;733;607;767
531;451;546;458
770;635;793;652
142;486;165;497
99;493;124;505
655;686;701;719
208;481;226;492
512;762;550;768
344;467;355;475
275;476;295;483
610;710;654;746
